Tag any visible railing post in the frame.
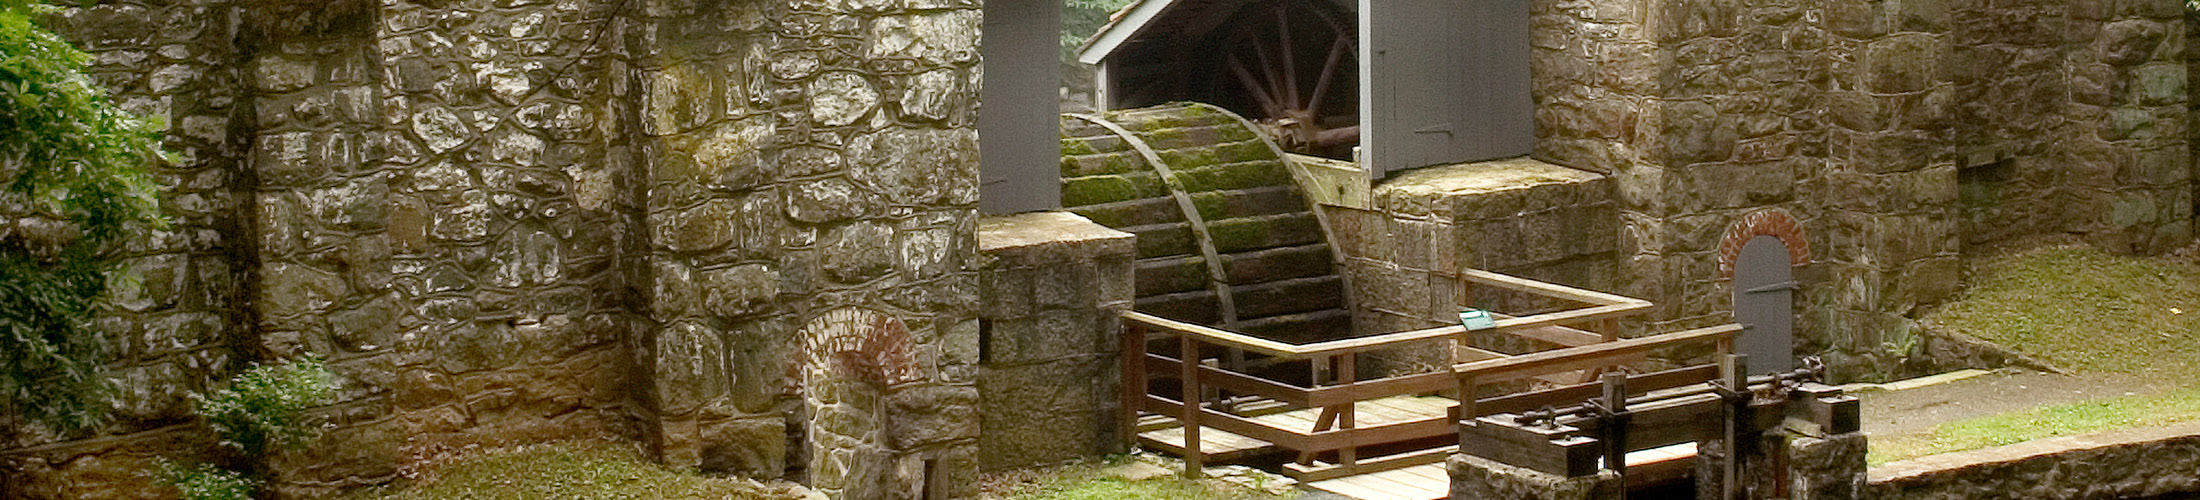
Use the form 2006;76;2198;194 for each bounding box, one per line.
1120;322;1146;451
1181;334;1203;478
1338;352;1357;470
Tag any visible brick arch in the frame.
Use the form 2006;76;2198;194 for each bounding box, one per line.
783;308;925;397
1717;210;1810;279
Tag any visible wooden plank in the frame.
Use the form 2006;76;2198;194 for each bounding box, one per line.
1121;323;1146;450
1456;325;1740;380
1470;364;1720;418
1310;475;1417;500
1458;268;1646;307
1122;311;1303;357
1460;417;1601;476
1455;344;1507;362
1286;446;1453;482
1148;396;1316;450
1306;370;1453;408
1146;353;1314;406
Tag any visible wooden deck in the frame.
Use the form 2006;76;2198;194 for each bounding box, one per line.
1137;394;1458;461
1298;442;1701;500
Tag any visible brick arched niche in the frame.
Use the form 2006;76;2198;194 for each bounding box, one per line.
1717;209;1811;279
784;307;925;499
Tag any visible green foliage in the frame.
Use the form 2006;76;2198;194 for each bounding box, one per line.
0;0;171;431
1868;386;2200;465
1924;246;2200;374
355;443;803;500
1062;0;1136;54
156;460;261;500
192;358;338;457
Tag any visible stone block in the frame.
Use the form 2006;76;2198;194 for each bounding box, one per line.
1864;34;1943;95
1448;453;1622;500
887;384;980;448
1650;100;1738;166
699;416;788;477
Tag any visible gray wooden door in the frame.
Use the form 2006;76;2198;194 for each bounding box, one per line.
1357;0;1531;177
979;0;1061;214
1734;235;1795;372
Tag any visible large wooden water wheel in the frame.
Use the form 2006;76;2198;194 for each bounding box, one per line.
1214;0;1358;156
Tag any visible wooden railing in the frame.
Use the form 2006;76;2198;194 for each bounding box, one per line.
1119;267;1742;481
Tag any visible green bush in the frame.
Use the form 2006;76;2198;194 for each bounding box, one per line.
192;357;338;457
155;460;260;500
0;0;171;431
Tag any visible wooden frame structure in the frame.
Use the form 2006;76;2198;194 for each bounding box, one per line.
1120;267;1746;482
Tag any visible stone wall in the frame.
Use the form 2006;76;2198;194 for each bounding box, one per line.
976;212;1133;470
1868;420;2200;500
4;0;264;496
1528;0;2192;380
1333;158;1620;372
2;0;986;499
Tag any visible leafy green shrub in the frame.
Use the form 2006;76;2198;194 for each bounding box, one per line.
155;460;259;500
192;357;338;457
0;0;171;431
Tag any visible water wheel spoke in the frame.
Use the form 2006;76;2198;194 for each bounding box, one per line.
1307;32;1350;121
1228;53;1286;118
1276;7;1299;108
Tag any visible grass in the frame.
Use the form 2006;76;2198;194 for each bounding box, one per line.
1871;245;2200;465
980;457;1291;500
351;443;801;500
1868;385;2200;466
1924;245;2200;374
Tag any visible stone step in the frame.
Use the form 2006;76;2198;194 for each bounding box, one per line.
1135;289;1222;326
1134;255;1212;296
1222;243;1336;283
1230;275;1346;319
1207;212;1325;253
1120;222;1196;260
1238;309;1354;345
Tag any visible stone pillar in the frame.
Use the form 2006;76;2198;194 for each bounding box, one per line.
1788;432;1868;500
1447;453;1622;500
975;212;1135;470
1694;428;1867;500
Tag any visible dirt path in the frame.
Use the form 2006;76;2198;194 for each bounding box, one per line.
1857;369;2173;437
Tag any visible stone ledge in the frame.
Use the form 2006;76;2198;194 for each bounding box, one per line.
1373;156;1606;219
1868;420;2200;500
978;211;1134;258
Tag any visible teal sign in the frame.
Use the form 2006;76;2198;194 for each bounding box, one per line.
1458;309;1496;331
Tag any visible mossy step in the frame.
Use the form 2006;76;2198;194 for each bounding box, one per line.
1220;243;1336;283
1060;151;1147;177
1134;255;1213;296
1189;185;1310;221
1170;161;1295;193
1130;124;1264;152
1237;309;1354;345
1118;221;1195;259
1069;196;1184;228
1206;213;1325;253
1231;275;1347;319
1060;173;1169;207
1148;140;1278;170
1102;105;1236;132
1134;290;1222;326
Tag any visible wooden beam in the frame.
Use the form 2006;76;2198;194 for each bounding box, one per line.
1469;364;1721;418
1283;446;1452;482
1147;353;1314;406
1458;268;1650;307
1456;325;1741;379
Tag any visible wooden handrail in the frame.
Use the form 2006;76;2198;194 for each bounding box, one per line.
1454;324;1741;379
1121;300;1652;360
1457;268;1650;307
